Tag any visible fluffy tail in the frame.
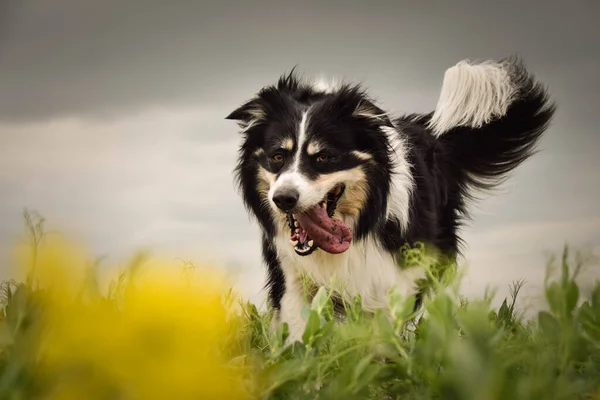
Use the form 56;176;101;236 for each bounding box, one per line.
426;56;556;191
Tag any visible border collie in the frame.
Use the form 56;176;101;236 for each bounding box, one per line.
226;56;555;343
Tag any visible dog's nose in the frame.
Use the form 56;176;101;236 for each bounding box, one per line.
272;188;299;211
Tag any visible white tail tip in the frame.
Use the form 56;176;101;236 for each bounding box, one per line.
427;59;517;136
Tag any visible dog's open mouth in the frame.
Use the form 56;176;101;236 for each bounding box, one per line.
286;184;353;256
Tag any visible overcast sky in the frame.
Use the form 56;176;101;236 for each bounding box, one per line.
1;0;599;310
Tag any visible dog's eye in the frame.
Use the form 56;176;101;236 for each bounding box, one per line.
272;154;285;163
316;154;330;163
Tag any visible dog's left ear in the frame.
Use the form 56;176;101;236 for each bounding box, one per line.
225;99;266;129
225;101;252;121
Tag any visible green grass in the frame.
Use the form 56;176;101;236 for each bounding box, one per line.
1;211;599;399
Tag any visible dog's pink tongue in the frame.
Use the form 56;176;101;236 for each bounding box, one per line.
295;205;352;254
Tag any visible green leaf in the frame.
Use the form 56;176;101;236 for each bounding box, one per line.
591;284;600;310
581;319;600;344
311;286;330;315
277;321;290;346
346;295;363;323
354;364;384;394
4;284;30;336
565;281;579;315
302;310;321;345
375;310;395;340
538;311;560;341
498;299;509;322
401;294;417;319
545;282;562;316
352;354;374;382
301;303;311;322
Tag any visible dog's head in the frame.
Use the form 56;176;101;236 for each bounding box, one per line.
227;71;404;256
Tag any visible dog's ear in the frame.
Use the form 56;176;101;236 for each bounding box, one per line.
352;99;388;122
226;99;263;122
225;98;267;132
329;85;390;124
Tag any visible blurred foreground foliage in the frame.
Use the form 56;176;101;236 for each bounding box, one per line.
0;211;599;400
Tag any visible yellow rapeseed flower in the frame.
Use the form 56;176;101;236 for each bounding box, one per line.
14;235;250;399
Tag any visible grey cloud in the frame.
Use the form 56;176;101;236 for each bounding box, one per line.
0;111;246;269
1;0;599;121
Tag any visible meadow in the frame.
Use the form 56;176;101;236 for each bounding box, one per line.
0;211;599;399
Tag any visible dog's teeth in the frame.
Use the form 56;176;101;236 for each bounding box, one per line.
308;240;314;247
295;228;299;234
321;202;326;209
294;221;299;227
290;239;298;246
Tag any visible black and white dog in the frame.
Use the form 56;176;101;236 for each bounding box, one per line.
226;57;555;343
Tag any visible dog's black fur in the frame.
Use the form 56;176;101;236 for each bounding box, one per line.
227;57;555;314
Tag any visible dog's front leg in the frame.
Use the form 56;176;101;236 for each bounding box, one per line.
279;275;308;345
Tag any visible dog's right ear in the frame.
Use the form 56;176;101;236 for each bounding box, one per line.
225;101;253;121
225;98;266;130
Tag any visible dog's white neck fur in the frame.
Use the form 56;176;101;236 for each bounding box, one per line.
382;125;414;232
276;231;425;343
427;59;517;136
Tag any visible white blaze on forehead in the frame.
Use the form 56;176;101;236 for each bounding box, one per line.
269;110;321;211
294;110;310;170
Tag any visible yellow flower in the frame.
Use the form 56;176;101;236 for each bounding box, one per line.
16;235;250;399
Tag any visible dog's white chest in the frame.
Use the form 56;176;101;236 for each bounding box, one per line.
274;235;423;311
